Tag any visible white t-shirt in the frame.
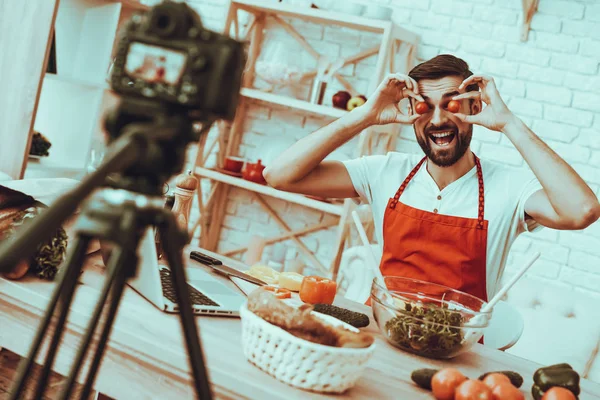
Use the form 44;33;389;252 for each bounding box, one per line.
342;151;543;299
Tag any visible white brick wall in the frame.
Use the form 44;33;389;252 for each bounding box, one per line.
183;0;600;295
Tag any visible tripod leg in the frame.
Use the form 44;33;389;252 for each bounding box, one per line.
158;213;213;400
58;246;125;400
78;246;131;400
8;235;91;400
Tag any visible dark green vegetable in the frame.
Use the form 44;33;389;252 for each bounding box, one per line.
312;303;370;328
384;302;464;358
411;368;439;390
479;371;523;388
29;131;52;157
3;206;68;280
532;363;580;400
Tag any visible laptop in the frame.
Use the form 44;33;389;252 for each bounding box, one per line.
126;228;245;317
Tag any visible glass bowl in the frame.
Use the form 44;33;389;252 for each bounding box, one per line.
370;276;492;359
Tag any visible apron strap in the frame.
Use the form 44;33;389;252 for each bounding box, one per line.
390;155;486;229
474;156;485;229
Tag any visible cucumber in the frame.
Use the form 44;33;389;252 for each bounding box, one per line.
411;368;439;390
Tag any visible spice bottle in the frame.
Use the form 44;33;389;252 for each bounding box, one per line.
171;170;198;231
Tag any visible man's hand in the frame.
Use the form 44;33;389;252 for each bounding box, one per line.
363;73;425;125
453;75;516;132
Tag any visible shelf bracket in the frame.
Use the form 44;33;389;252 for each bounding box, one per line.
222;220;337;256
271;15;356;94
252;193;329;274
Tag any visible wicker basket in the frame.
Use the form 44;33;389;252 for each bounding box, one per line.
239;303;376;393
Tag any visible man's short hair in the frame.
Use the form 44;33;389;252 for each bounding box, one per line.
408;54;478;92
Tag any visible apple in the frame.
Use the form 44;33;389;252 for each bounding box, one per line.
347;96;366;111
358;95;367;101
332;90;352;109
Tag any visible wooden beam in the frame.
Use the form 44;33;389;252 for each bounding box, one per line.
252;193;328;273
203;184;230;250
222;220;337;256
222;3;237;37
330;199;354;280
369;25;393;94
0;0;59;178
242;14;266;88
521;0;539;42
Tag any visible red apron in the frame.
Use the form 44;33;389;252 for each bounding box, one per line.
379;155;488;302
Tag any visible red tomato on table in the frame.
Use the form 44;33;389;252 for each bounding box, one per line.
431;368;467;400
483;373;512;390
455;379;493;400
491;383;524;400
299;276;337;304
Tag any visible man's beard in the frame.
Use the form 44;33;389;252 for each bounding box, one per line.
415;123;473;167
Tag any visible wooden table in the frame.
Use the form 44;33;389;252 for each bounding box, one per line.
1;246;599;400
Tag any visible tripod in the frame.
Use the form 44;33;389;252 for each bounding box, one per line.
0;103;215;400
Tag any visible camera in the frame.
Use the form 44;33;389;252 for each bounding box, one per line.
109;0;246;121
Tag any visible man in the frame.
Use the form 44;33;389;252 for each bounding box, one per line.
262;54;600;301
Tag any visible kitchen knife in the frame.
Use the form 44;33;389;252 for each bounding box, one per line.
189;251;267;286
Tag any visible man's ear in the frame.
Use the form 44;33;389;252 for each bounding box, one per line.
470;97;482;115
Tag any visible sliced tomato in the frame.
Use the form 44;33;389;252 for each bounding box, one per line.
261;286;291;299
299;276;337;304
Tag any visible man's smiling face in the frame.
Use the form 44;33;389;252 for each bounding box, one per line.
411;75;478;167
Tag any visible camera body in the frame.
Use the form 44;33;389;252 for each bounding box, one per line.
109;1;245;121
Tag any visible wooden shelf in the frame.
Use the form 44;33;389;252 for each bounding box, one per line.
195;167;345;216
241;88;347;118
233;0;392;33
24;158;86;179
45;73;110;91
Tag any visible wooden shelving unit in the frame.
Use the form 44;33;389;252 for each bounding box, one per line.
241;88;347;118
193;0;419;278
20;0;147;179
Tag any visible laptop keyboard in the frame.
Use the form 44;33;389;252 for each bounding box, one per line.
159;268;220;307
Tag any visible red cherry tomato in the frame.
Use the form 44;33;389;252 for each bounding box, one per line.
455;379;494;400
482;373;512;391
414;101;430;115
491;383;524;400
431;368;467;400
299;276;337;304
447;100;461;113
541;387;577;400
261;286;291;299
